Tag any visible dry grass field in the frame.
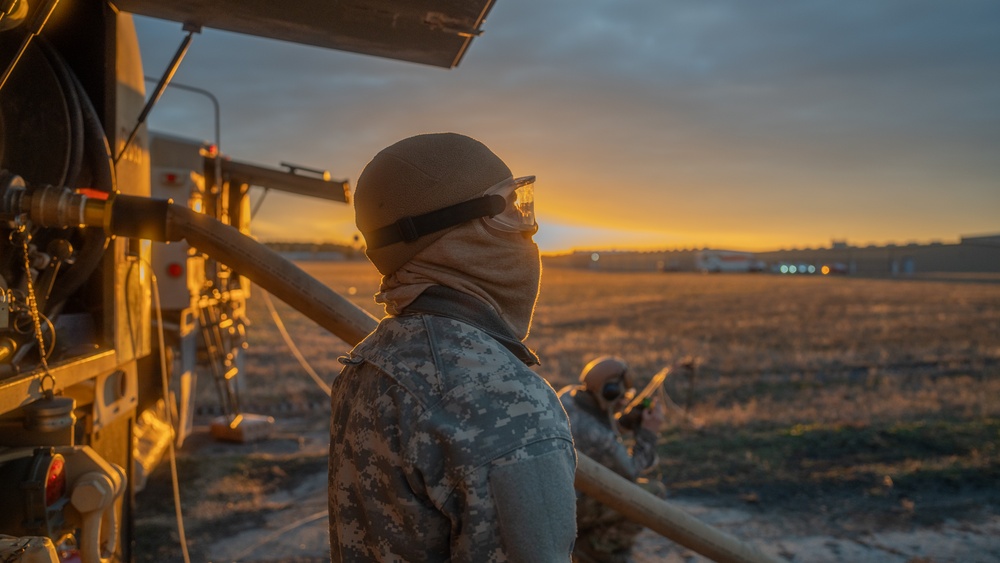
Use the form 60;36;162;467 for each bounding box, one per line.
137;260;1000;561
240;261;1000;524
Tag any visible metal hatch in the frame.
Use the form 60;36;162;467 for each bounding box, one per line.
222;159;351;203
109;0;498;68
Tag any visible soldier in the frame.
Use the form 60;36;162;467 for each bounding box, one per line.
559;356;666;563
328;133;578;562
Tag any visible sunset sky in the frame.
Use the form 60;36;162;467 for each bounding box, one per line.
134;2;999;254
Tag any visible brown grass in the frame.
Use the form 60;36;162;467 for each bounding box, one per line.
241;261;1000;425
190;260;1000;534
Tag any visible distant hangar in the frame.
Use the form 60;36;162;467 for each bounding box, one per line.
543;233;1000;277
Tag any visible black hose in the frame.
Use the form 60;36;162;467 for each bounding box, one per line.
41;42;114;316
38;38;82;189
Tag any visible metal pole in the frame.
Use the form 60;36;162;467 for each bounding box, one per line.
143;78;221;154
117;23;201;164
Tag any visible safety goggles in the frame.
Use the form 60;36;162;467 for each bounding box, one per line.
481;175;536;233
365;174;537;250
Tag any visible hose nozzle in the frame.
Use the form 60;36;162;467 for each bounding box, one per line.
0;171;107;229
0;171;175;241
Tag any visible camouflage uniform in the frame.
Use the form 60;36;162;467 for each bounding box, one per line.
329;286;578;562
558;386;659;562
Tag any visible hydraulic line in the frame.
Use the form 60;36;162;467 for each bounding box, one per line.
150;267;192;563
198;304;235;417
261;290;332;397
117;24;200;165
229;510;327;561
164;205;378;347
42;54;115;314
37;38;83;190
5;189;781;563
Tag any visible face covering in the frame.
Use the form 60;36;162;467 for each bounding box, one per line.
376;220;541;340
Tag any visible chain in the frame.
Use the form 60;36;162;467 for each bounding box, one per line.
14;225;55;397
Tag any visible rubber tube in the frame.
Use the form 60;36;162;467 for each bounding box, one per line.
163;205;378;346
575;454;780;563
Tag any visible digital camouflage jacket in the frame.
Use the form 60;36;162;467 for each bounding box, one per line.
558;386;659;556
558;386;657;482
329;286;578;562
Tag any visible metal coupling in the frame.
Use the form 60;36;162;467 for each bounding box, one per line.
0;171;108;230
26;184;91;228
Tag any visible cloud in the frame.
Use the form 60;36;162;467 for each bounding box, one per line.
134;1;1000;251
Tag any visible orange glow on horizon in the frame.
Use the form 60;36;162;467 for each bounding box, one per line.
249;188;973;256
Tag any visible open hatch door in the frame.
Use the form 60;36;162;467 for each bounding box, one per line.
110;0;498;68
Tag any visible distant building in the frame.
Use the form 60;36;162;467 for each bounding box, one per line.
756;233;1000;276
544;249;701;272
542;233;1000;276
694;250;765;273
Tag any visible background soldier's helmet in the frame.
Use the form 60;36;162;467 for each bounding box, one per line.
580;356;632;402
353;132;513;275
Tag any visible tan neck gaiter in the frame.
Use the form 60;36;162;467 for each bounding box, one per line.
375;220;541;340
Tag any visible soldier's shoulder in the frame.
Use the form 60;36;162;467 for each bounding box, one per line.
420;315;529;373
361;314;499;353
353;315;433;356
368;314;428;340
422;313;509;348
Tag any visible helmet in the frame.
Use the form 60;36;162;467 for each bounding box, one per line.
354;133;513;275
579;356;632;402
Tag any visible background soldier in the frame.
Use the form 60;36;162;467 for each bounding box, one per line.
559;356;666;563
329;133;578;562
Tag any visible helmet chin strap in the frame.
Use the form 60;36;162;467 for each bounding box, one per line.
595;393;626;438
589;387;618;414
365;194;506;250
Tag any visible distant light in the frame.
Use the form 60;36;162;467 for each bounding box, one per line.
821;265;831;275
808;265;816;274
780;265;789;274
789;265;797;274
591;253;600;262
348;287;357;295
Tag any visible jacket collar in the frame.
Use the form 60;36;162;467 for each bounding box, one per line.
400;285;540;366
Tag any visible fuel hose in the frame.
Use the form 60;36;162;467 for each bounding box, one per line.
17;191;780;563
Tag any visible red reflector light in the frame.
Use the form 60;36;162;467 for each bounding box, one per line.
167;262;184;278
165;173;178;184
46;454;66;506
75;188;110;200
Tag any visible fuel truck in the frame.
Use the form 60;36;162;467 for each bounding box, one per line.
0;1;497;560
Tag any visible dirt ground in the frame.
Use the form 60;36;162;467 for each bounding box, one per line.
134;268;999;562
134;413;1000;563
